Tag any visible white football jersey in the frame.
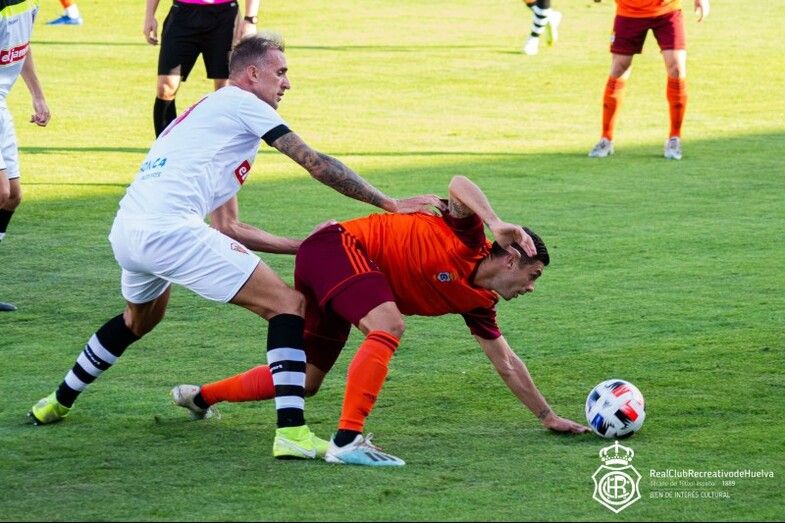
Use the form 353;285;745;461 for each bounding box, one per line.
118;86;290;220
0;0;39;106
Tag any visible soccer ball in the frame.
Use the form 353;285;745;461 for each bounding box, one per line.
585;379;646;438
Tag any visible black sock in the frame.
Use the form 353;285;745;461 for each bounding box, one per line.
193;392;210;410
536;0;551;8
56;314;141;407
267;314;307;428
153;97;177;137
333;429;362;447
0;209;14;240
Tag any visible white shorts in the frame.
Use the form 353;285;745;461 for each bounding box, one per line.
0;106;20;180
109;214;261;304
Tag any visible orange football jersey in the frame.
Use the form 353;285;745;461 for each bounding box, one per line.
341;212;501;339
615;0;681;18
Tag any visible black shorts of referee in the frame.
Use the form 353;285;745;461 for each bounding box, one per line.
158;0;238;81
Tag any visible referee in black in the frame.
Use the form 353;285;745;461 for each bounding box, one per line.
143;0;260;137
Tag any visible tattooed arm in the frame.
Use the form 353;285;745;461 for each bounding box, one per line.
272;132;443;214
448;175;536;256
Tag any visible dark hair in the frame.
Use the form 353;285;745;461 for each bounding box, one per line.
490;227;550;266
229;33;285;75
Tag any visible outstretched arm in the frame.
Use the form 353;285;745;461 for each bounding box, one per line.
20;50;49;127
209;196;301;254
272;132;444;214
448;175;536;256
476;334;589;434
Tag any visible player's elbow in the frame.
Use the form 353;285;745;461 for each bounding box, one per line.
211;219;238;239
448;175;470;194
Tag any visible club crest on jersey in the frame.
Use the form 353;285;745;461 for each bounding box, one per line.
435;271;455;283
234;160;251;185
230;242;249;254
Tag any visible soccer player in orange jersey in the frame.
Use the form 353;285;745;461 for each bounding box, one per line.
172;176;589;466
588;0;710;160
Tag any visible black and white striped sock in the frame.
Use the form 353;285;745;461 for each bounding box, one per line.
530;1;552;38
266;314;306;428
56;314;140;407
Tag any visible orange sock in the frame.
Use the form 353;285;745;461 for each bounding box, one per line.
199;365;275;406
338;331;400;432
60;0;73;7
667;76;687;138
602;76;626;141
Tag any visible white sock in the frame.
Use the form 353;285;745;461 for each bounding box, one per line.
0;232;5;241
66;4;80;18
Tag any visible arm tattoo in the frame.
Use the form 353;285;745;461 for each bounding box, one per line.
274;132;387;209
448;197;474;218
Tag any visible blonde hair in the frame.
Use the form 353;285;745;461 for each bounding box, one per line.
229;32;286;74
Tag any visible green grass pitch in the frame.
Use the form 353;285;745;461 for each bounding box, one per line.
1;0;783;520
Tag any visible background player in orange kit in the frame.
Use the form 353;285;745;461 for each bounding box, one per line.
172;175;589;467
588;0;710;160
47;0;83;25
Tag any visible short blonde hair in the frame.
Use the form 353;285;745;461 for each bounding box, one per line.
229;32;286;74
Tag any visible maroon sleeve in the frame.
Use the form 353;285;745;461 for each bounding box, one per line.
442;203;487;250
461;307;502;340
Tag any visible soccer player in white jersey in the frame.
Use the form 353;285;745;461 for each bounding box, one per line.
0;0;51;312
29;34;443;461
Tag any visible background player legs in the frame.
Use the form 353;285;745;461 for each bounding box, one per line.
523;0;561;56
0;171;20;311
589;53;633;157
47;0;83;25
0;174;21;243
153;74;181;137
662;49;688;159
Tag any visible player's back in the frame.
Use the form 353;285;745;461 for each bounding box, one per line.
341;212;497;317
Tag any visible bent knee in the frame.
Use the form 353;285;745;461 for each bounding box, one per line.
4;191;21;210
262;289;305;319
304;383;321;397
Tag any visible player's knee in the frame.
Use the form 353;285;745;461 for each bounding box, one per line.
123;308;165;337
265;288;305;319
5;189;21;210
156;81;179;100
304;382;321;397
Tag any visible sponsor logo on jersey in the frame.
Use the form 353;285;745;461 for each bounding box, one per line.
234;160;251;185
230;242;249;254
0;43;29;66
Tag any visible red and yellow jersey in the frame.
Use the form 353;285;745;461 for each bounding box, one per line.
615;0;681;18
341;211;502;339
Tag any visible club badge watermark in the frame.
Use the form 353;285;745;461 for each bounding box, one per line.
592;441;641;513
